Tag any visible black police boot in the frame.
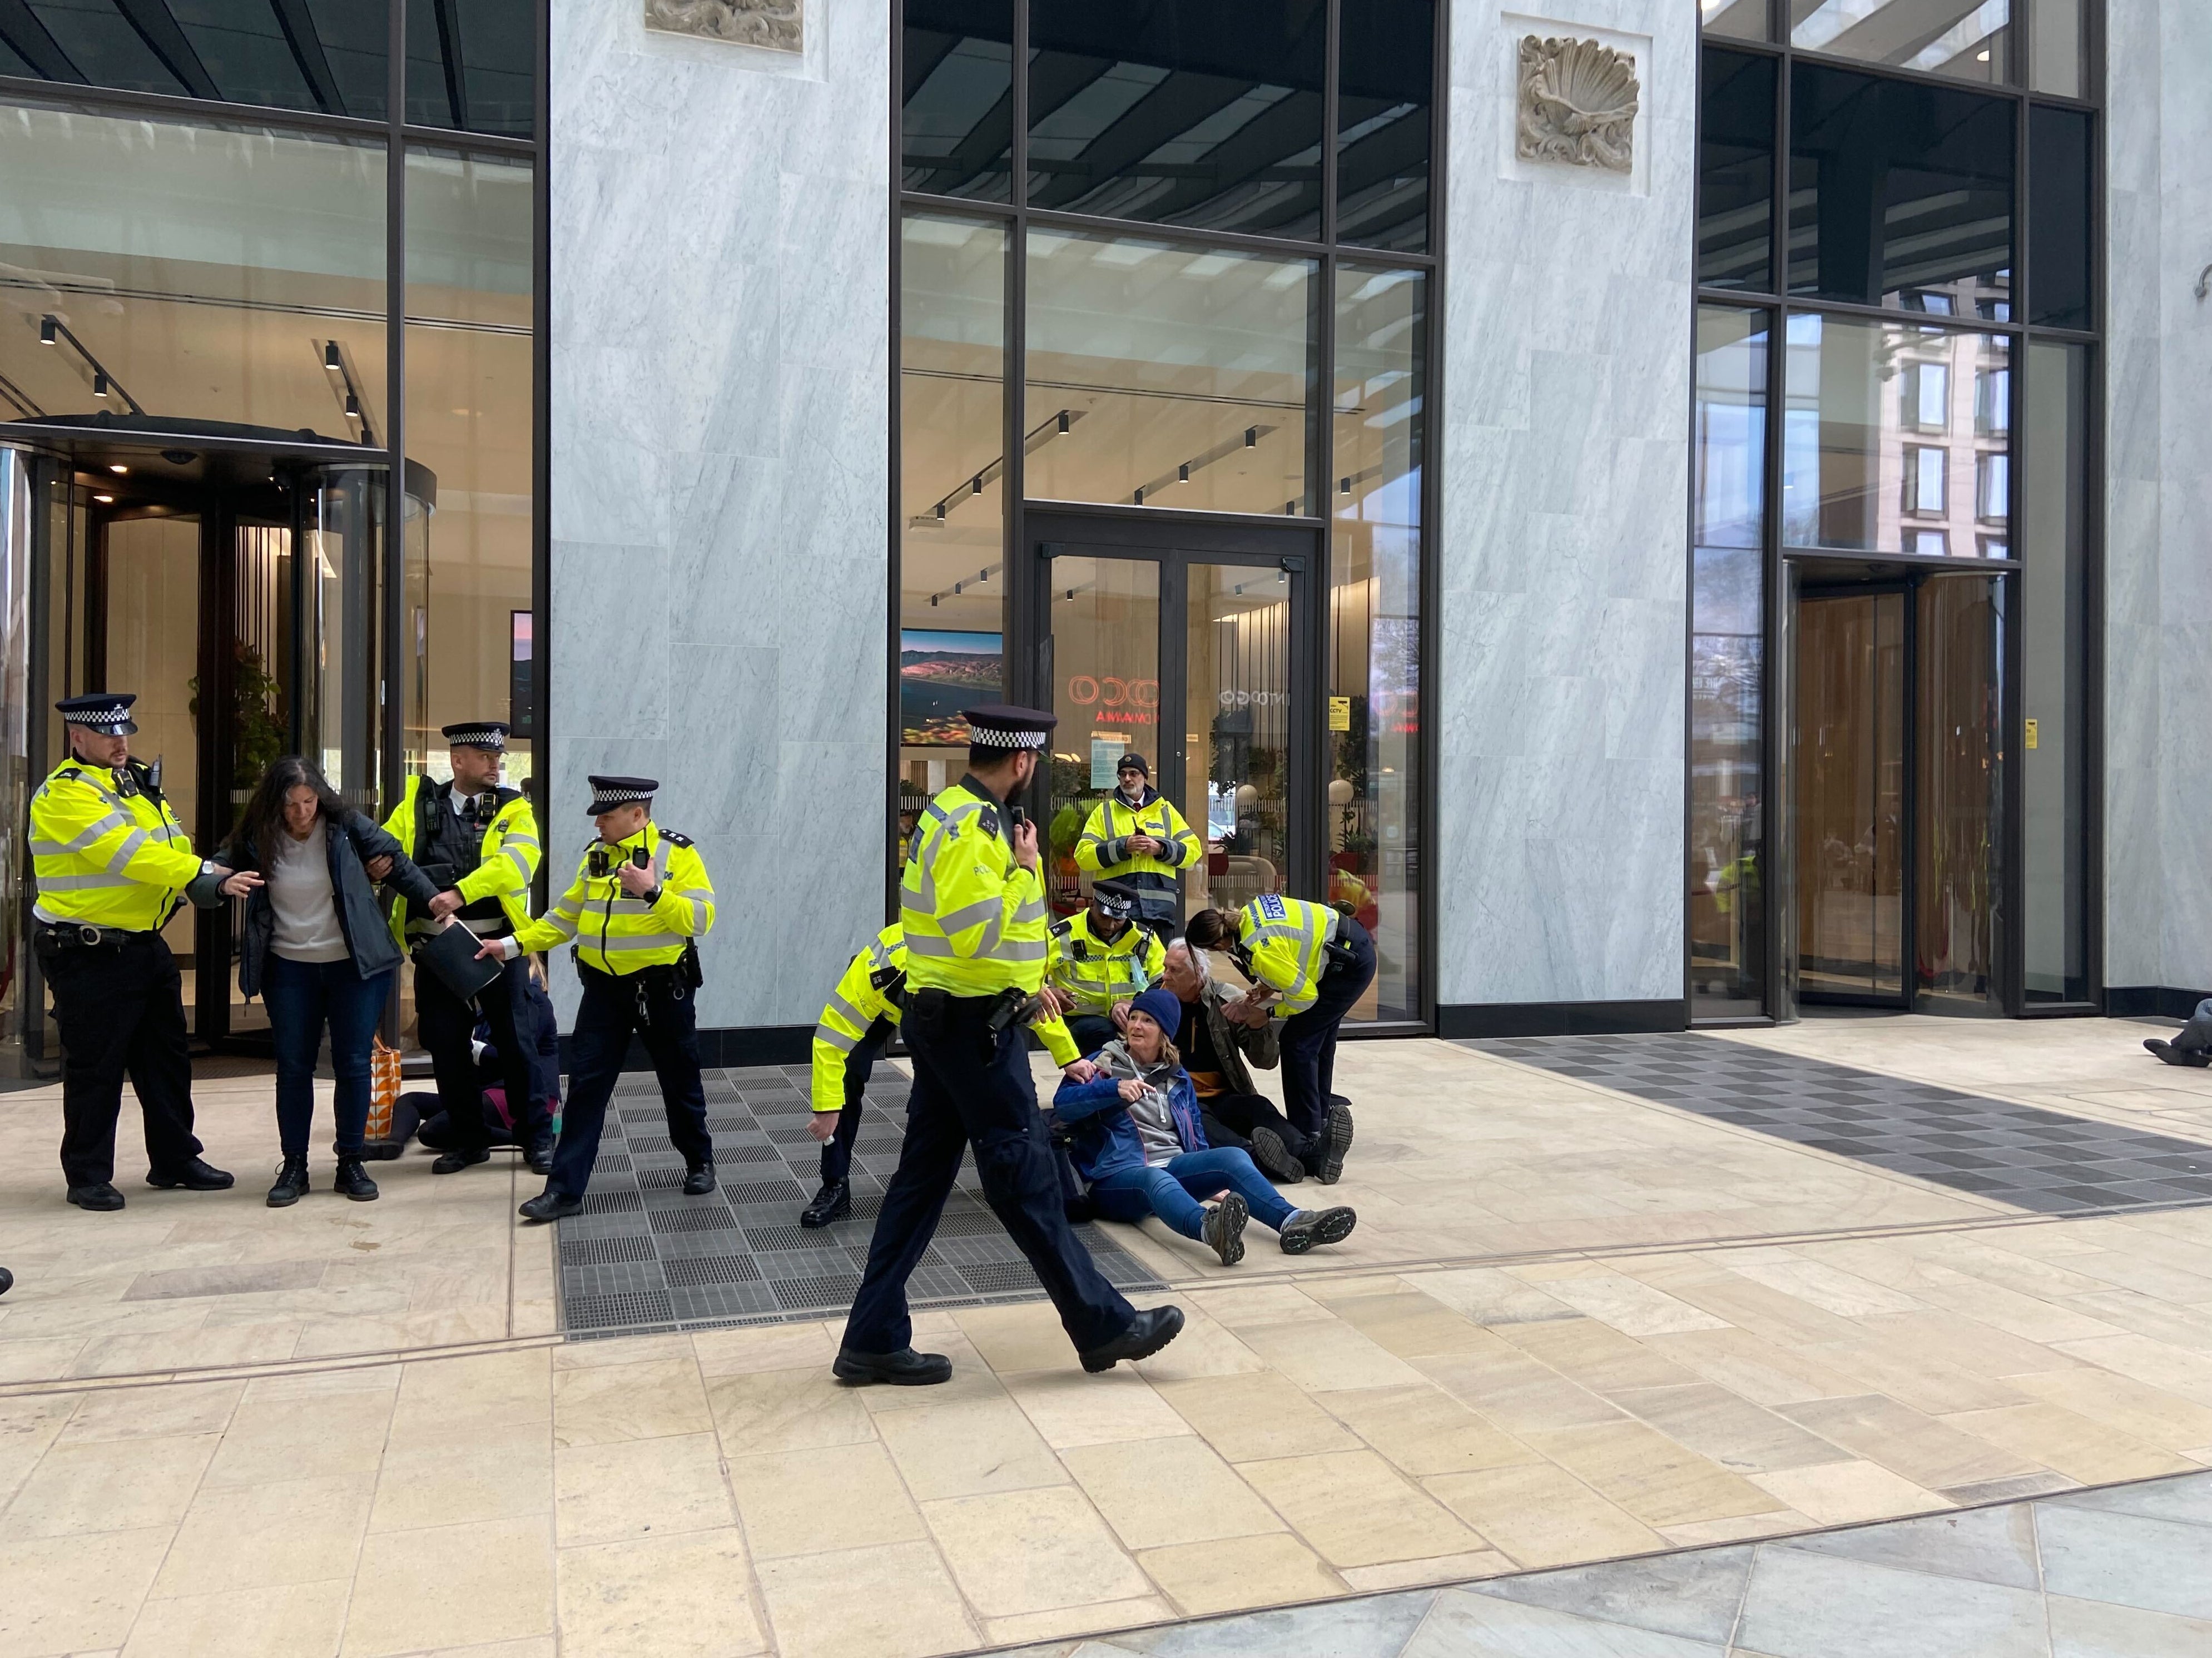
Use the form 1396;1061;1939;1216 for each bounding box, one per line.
833;1346;953;1386
147;1156;235;1191
2144;1038;2212;1069
1079;1305;1186;1374
1246;1126;1305;1184
266;1158;310;1208
683;1161;717;1196
1314;1100;1356;1185
332;1156;379;1202
527;1141;555;1176
432;1146;492;1174
800;1180;851;1228
1279;1205;1358;1255
67;1182;125;1212
359;1138;406;1161
518;1189;583;1223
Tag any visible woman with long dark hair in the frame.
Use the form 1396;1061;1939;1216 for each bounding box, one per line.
226;757;439;1205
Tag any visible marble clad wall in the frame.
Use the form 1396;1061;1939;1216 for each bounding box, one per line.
1434;2;1695;1007
2103;0;2212;993
549;0;890;1029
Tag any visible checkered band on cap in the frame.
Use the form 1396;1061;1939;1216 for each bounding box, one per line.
56;694;136;728
970;724;1048;749
592;786;652;803
441;721;508;749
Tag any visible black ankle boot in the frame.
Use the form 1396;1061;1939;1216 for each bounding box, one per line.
332;1156;379;1202
266;1158;310;1208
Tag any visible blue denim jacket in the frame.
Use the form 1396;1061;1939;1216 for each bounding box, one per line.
1052;1040;1211;1185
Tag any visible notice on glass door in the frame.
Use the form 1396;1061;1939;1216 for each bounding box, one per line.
1090;737;1125;788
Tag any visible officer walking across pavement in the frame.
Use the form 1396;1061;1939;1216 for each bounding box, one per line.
372;721;549;1175
30;693;247;1210
480;776;718;1222
1073;752;1203;941
1183;893;1371;1185
836;706;1183;1385
1041;878;1165;1055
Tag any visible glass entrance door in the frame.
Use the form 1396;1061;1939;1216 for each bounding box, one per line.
1039;530;1316;932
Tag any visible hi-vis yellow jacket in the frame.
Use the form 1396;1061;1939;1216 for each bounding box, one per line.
29;759;209;932
511;823;713;974
899;778;1053;998
1233;893;1339;1019
1048;910;1165;1017
379;774;541;946
1073;790;1201;881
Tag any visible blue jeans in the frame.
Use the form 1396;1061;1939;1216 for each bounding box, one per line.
1089;1148;1296;1240
263;954;394;1159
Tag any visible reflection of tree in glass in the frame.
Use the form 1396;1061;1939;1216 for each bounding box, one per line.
188;642;288;829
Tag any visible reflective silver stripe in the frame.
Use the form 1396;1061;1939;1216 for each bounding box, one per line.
1013;893;1047;925
600;932;684;951
608;897;657;915
501;832;541;851
867;940;897;971
814;1021;857;1053
29;810;131;857
503;846;534;878
102;827;150;871
823;989;869;1029
902;932;959;957
39;872;139;891
684;894;710;931
987;936;1050;962
938;896;1004;936
1078;832;1107;848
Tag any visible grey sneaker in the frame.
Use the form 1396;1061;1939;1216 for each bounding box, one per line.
1279;1205;1357;1255
1202;1193;1249;1266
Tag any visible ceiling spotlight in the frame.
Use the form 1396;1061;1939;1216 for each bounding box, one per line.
94;493;115;504
1340;476;1352;494
1057;410;1070;435
345;391;361;418
92;371;109;398
934;501;945;521
108;463;128;474
324;341;343;371
1178;463;1191;483
1134;487;1146;506
1245;426;1257;448
1284;500;1297;515
39;315;57;345
970;475;983;495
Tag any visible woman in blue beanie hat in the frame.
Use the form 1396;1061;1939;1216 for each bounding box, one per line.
1053;987;1356;1265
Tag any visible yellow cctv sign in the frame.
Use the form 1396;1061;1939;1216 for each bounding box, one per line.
1328;696;1351;732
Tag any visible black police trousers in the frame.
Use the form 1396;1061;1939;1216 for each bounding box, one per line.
46;930;202;1188
417;948;549;1156
844;991;1135;1358
821;1016;891;1187
1278;918;1377;1141
545;962;714;1200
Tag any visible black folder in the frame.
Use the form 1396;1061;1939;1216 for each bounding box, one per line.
415;920;503;1001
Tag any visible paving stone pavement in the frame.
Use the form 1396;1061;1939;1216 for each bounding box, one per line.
1002;1468;2212;1657
1467;1033;2212;1214
556;1064;1165;1335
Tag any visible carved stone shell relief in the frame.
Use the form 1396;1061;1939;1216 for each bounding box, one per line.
644;0;802;53
1516;34;1639;175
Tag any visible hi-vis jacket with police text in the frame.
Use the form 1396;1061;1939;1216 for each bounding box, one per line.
379;774;542;945
29;759;212;932
1048;911;1165;1017
1234;892;1340;1020
510;822;714;974
812;925;907;1112
1073;788;1201;882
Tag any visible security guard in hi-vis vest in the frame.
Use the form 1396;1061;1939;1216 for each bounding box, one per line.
374;721;549;1174
31;694;242;1210
1073;752;1202;941
1042;878;1165;1056
809;922;1088;1231
837;706;1184;1386
480;776;717;1222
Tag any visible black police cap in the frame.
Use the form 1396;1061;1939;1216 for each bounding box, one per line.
961;704;1057;751
57;693;138;736
586;774;658;816
442;721;509;752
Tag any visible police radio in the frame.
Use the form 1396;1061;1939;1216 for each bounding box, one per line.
589;843;650;880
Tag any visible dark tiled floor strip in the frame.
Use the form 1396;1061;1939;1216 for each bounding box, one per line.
1001;1470;2212;1656
1464;1031;2212;1214
553;1064;1165;1338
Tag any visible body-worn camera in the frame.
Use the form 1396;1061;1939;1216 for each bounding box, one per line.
462;789;499;822
589;843;651;879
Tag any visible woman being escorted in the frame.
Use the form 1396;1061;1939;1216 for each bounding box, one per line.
222;757;439;1206
1055;989;1356;1265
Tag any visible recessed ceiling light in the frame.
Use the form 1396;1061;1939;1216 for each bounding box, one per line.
108;463;128;474
94;493;115;503
1976;49;1990;61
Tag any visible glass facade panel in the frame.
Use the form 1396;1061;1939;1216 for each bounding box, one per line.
1024;229;1315;515
2022;340;2087;1002
902;0;1015;201
1336;0;1431;252
1789;63;2014;314
0;101;387;438
897;212;1006;858
1702;0;1770;41
2031;0;2085;97
405;0;533;138
1331;264;1422;1022
1915;574;2003;1013
403;146;534;786
2029;105;2093;331
1043;554;1160;915
1782;313;2010;558
1188;562;1291;917
1789;0;2010;83
1692;307;1767;1015
1026;0;1325;236
1700;48;1776;292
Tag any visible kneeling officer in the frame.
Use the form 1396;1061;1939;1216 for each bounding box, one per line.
479;777;717;1220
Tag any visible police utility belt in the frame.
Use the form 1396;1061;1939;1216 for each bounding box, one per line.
34;920;155;952
907;985;1043;1034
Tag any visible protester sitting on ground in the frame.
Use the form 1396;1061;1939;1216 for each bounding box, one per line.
2144;1000;2212;1067
368;966;561;1159
1159;939;1329;1184
225;756;441;1207
1054;989;1356;1265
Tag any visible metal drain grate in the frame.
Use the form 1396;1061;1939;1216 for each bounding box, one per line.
768;1272;864;1310
648;1207;740;1233
566;1290;673;1327
663;1254;765;1285
561;1235;658;1266
581;1189;642;1214
725;1179;807;1203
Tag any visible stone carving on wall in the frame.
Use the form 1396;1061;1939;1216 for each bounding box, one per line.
644;0;802;53
1515;34;1639;175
